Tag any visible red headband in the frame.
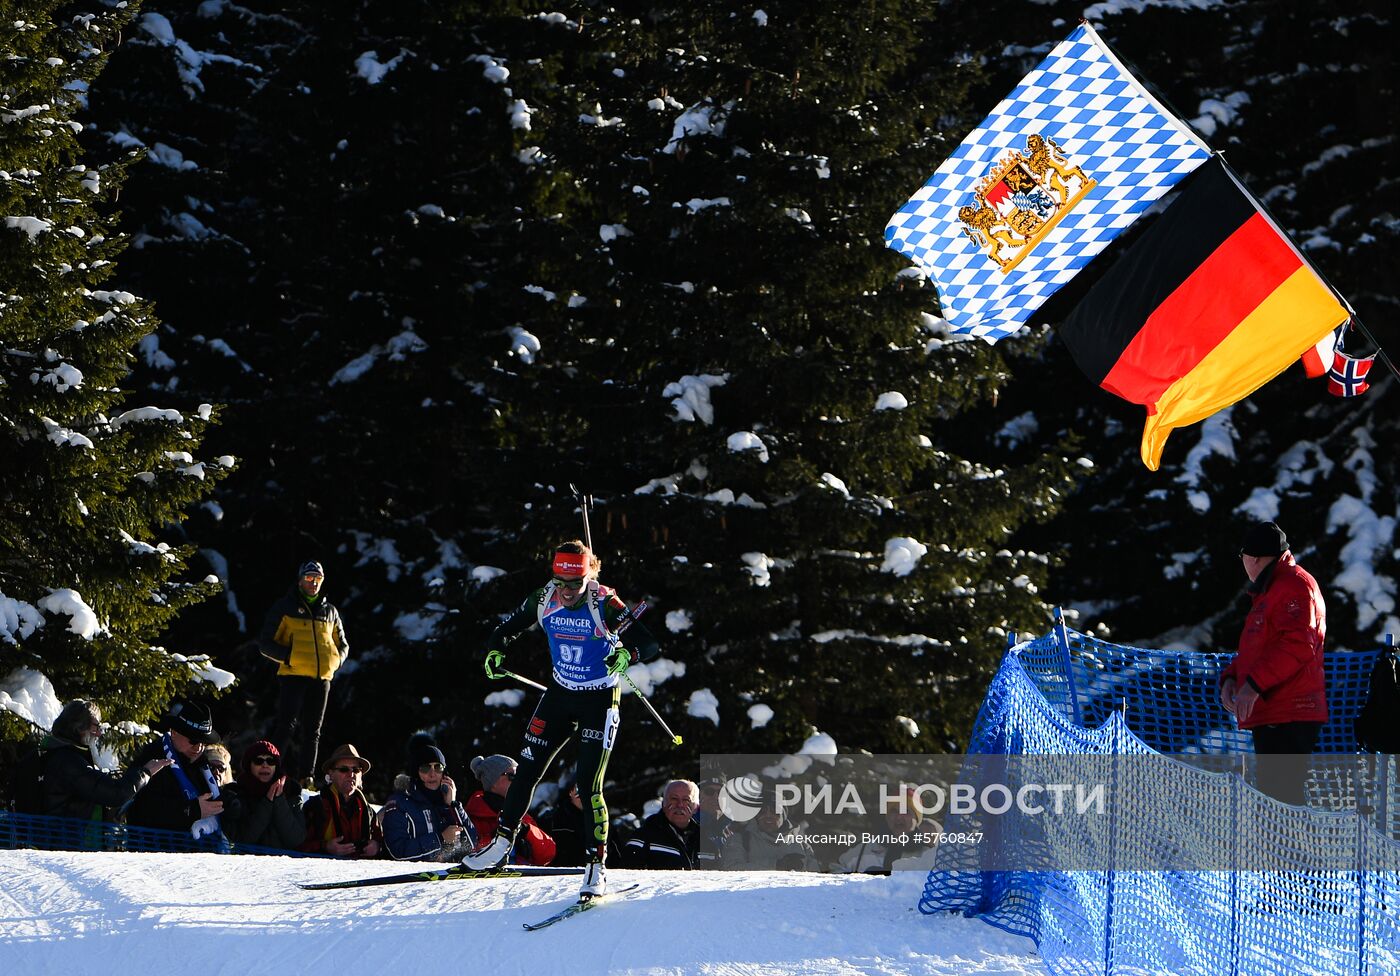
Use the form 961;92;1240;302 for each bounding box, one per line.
553;551;588;577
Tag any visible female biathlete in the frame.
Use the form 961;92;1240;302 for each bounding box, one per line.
463;540;660;898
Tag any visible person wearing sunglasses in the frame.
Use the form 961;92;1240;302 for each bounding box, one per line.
463;753;556;867
464;540;660;899
380;735;475;862
256;559;351;788
299;743;381;857
125;699;238;844
224;739;304;851
203;744;235;788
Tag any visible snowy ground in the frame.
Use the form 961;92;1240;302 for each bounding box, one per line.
0;850;1046;976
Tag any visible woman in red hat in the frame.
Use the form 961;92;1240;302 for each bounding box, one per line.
225;739;304;850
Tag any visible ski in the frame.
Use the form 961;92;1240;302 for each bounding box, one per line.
521;883;642;931
298;864;584;891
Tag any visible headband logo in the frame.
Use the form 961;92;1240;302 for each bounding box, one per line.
553;552;587;577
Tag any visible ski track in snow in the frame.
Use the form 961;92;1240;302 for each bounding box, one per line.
0;851;1046;975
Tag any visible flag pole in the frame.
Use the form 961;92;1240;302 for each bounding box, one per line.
1078;34;1394;388
1214;154;1398;385
1347;318;1400;383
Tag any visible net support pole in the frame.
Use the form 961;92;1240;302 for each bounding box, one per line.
1355;794;1366;976
1103;707;1121;976
1052;607;1084;726
1381;634;1395;843
1228;771;1241;976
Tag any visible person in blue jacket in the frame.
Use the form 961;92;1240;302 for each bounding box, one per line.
380;735;474;862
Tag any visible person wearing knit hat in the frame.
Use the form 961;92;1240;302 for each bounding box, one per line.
1219;520;1328;805
410;738;447;774
223;740;304;850
464;538;660;899
257;559;351;787
471;754;516;789
463;753;556;868
1238;520;1289;558
380;734;473;862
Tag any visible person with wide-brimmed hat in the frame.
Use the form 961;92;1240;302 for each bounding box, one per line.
299;743;381;857
124;700;240;841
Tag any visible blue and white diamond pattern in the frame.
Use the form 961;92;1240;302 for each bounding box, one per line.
885;24;1211;342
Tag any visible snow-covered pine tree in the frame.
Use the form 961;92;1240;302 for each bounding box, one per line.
443;2;1085;764
0;0;230;745
69;1;551;770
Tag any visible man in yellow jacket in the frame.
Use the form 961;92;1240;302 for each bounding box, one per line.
259;560;350;787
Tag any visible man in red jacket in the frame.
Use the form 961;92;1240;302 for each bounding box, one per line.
1218;521;1327;804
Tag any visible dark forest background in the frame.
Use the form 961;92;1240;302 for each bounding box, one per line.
2;0;1395;809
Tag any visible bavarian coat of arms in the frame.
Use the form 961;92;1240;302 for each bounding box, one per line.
958;134;1097;273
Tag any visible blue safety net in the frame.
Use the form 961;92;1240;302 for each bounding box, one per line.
921;622;1400;976
0;809;321;857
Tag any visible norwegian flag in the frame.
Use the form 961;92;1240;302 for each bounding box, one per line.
1327;351;1375;397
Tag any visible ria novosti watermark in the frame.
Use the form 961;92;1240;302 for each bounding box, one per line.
763;779;1107;820
698;754;1397;872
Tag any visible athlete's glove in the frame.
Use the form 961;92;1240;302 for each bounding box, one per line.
484;648;505;680
605;645;631;675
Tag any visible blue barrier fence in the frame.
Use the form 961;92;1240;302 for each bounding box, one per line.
0;809;321;858
921;622;1400;976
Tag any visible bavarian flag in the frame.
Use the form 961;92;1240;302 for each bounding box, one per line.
884;23;1211;342
1058;156;1351;470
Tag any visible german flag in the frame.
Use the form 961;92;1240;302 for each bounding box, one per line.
1058;156;1349;470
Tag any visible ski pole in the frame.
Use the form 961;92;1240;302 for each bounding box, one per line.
569;483;594;551
606;601;682;746
497;667;547;692
620;669;683;746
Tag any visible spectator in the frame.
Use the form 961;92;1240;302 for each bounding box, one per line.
1219;520;1328;805
621;779;701;869
125;700;238;841
463;540;660;900
733;797;815;871
380;737;474;862
204;744;234;787
301;743;382;858
464;754;555;866
39;700;170;824
258;559;350;786
225;740;304;850
695;774;732;866
535;779;589;867
202;743;243;839
838;788;939;874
